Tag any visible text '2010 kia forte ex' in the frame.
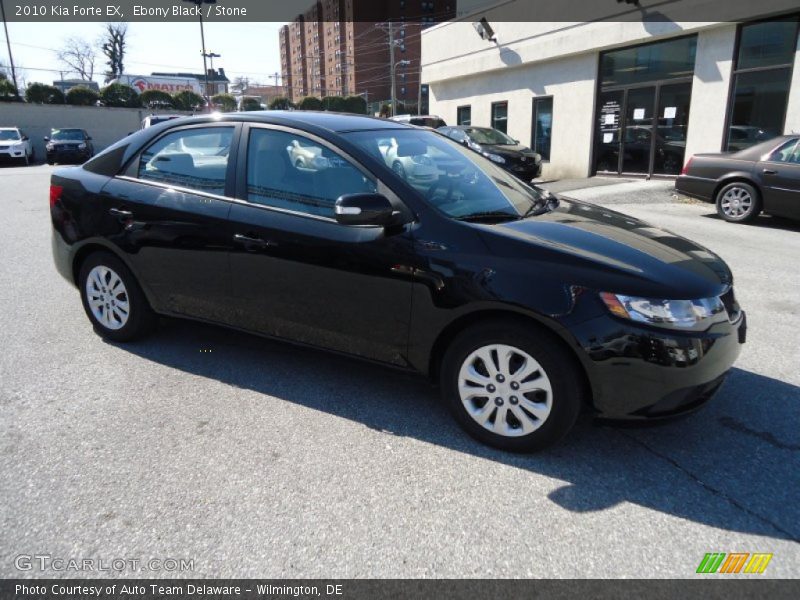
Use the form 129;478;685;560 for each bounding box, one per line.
50;112;746;451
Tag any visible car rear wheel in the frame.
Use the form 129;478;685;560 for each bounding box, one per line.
716;182;761;223
78;252;156;342
440;320;583;452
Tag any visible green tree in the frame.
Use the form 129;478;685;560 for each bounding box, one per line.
0;78;18;101
65;86;100;106
25;83;64;104
211;93;237;112
296;96;323;111
241;97;262;111
343;95;367;115
268;96;294;110
101;24;127;83
99;83;140;107
139;89;174;109
173;90;205;111
321;95;346;112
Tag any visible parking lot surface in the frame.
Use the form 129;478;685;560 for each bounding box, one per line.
1;165;798;578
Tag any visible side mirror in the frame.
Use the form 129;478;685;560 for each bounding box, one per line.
21;135;28;141
43;136;49;141
335;193;394;226
86;136;92;141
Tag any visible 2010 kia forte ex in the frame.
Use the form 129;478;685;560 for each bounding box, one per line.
50;112;747;451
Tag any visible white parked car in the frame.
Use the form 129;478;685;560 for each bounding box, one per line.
0;127;34;165
379;136;438;184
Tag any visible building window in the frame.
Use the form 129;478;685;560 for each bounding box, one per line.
532;97;553;161
491;101;508;134
457;105;471;126
600;35;697;87
725;16;799;151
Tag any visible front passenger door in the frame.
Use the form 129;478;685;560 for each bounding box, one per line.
227;126;416;365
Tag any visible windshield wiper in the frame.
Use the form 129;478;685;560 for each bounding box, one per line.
455;211;520;223
521;193;559;219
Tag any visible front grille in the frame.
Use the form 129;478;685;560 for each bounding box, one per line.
720;288;740;322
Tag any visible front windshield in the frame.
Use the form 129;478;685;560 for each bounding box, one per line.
51;129;84;141
464;127;516;145
0;130;21;141
344;129;549;221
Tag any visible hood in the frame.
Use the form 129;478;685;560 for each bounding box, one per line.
477;197;732;299
480;143;537;158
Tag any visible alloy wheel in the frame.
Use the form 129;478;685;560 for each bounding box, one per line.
720;186;753;218
457;344;553;437
85;265;130;330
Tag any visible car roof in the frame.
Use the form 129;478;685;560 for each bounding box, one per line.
178;111;412;133
0;126;20;130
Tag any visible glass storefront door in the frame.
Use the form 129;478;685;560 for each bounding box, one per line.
621;87;657;174
594;35;697;177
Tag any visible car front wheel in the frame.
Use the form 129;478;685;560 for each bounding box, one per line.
78;252;156;342
440;320;583;452
716;182;761;223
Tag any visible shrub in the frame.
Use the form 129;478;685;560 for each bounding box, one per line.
99;83;141;108
296;96;323;111
211;93;237;112
65;86;100;106
343;95;367;115
0;78;18;101
139;89;174;109
241;97;262;111
268;96;294;110
25;82;64;104
321;95;346;112
173;90;205;111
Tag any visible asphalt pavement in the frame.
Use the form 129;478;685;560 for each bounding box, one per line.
1;165;798;578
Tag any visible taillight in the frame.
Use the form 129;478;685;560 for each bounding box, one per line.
680;157;693;176
49;184;63;208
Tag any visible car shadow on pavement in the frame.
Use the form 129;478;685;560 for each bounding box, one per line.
700;211;800;232
120;318;800;543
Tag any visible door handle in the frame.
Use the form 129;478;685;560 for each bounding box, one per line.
109;207;133;221
233;233;274;250
763;169;778;175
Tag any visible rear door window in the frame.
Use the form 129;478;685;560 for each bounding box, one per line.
136;126;234;195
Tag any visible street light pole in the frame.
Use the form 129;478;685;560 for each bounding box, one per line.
392;59;410;117
0;0;20;99
183;0;216;110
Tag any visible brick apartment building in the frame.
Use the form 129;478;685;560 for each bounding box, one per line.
279;0;455;107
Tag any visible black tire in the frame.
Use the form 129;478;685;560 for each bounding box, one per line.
78;251;156;342
440;319;583;452
47;159;54;165
715;181;761;223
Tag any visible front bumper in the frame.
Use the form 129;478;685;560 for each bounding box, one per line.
572;310;746;419
505;161;542;182
47;149;90;163
0;148;27;161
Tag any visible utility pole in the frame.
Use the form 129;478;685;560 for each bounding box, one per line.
388;22;395;116
0;0;20;98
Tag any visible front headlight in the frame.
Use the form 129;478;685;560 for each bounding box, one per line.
483;152;506;164
600;292;726;331
12;142;25;151
78;143;87;149
46;143;54;151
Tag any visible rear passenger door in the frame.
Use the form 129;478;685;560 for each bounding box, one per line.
102;123;239;322
226;125;416;365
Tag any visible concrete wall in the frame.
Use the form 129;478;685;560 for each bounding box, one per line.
0;104;185;159
429;53;598;179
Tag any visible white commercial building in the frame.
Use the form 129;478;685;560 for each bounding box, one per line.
421;0;800;179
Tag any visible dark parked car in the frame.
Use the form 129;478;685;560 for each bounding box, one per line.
438;126;542;181
50;112;746;451
676;135;800;223
45;128;94;164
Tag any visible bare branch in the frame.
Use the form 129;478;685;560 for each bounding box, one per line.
57;37;97;81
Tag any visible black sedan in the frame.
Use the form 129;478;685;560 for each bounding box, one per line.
438;125;542;181
45;128;94;165
50;112;745;452
676;135;800;223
